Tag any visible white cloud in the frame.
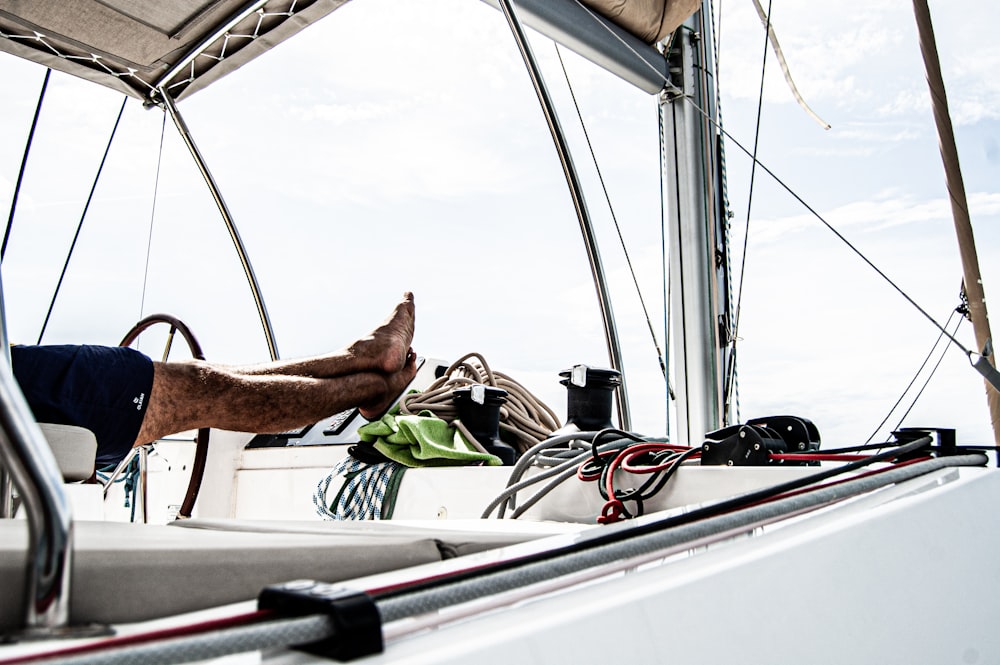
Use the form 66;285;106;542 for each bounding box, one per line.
746;190;1000;245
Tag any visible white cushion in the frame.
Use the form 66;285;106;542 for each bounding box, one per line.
38;423;97;482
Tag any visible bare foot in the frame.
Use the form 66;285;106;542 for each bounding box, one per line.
360;350;419;420
349;292;415;374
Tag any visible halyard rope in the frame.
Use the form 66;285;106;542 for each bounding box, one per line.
397;352;562;456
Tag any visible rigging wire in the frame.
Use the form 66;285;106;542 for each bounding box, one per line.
657;84;675;419
2;68;51;263
552;43;667;380
580;1;976;373
723;0;776;419
713;0;724;74
889;310;964;436
864;306;963;444
37;96;129;345
708;0;739;424
139;109;169;324
701;107;978;362
656;44;979;366
658;27;682;420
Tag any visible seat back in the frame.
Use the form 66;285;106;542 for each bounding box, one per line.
38;423;97;482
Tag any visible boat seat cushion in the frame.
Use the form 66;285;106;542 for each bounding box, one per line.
0;518;576;630
38;423;97;482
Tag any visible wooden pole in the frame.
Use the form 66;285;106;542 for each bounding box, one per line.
912;0;1000;446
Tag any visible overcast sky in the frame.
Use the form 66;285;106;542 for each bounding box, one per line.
0;0;997;446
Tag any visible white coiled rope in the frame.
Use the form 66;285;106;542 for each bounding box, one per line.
397;352;561;456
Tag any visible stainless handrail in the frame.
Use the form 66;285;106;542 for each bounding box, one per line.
496;0;632;430
159;90;280;362
0;469;12;518
101;444;150;524
0;269;12;519
0;271;111;637
0;352;73;631
0;263;73;630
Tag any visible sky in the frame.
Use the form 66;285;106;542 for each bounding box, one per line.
0;0;997;447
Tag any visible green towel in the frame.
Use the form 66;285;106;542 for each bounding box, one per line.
358;412;502;468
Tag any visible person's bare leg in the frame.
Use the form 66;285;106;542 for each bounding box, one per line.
358;350;418;420
228;292;415;378
135;353;418;445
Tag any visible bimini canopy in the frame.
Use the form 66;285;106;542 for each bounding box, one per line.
0;0;354;104
0;0;700;104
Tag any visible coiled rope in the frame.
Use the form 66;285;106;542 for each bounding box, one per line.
397;352;561;456
481;430;682;521
313;457;402;521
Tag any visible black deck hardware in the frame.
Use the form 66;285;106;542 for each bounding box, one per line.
258;580;383;661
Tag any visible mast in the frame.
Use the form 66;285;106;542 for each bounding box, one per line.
911;0;1000;446
659;3;731;446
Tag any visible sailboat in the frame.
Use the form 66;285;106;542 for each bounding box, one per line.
1;0;998;662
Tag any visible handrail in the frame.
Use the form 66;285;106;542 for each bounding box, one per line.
160;90;280;361
0;264;73;631
0;269;11;520
0;352;73;632
496;0;631;430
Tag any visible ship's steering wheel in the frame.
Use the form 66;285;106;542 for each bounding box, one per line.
119;314;209;520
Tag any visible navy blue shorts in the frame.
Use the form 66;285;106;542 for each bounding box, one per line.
10;344;154;468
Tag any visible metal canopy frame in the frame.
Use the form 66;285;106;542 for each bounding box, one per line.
0;0;699;636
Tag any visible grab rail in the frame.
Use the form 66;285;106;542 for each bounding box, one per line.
0;352;73;632
496;0;632;429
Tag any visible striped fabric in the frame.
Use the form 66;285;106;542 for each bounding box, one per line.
313;457;405;520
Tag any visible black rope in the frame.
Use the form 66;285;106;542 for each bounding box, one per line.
37;96;129;344
710;0;739;423
724;0;772;415
865;306;962;444
584;4;976;373
553;43;667;379
657;88;675;412
679;95;975;360
3;68;51;262
891;311;964;435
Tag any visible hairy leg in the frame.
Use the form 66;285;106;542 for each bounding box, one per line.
227;292;415;379
135;353;418;445
359;351;418;420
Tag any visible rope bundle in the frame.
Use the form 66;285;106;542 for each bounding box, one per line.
313;457;403;520
398;352;562;455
